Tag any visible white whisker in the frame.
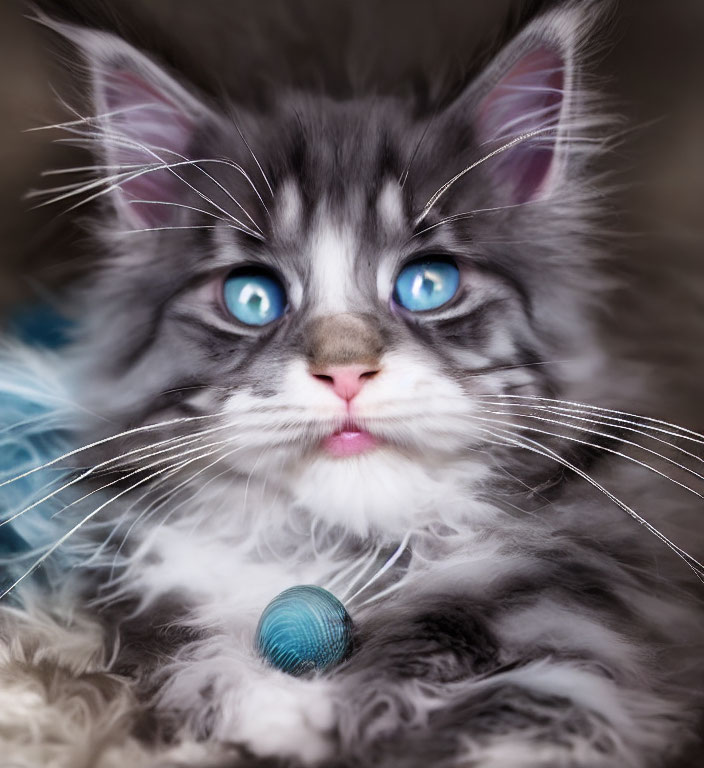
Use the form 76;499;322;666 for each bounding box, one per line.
357;578;406;609
126;199;261;238
399;111;437;188
108;445;243;576
1;431;229;530
471;422;704;583
0;444;227;601
477;394;704;444
336;545;383;600
474;409;704;493
414;127;557;226
157;145;266;233
346;531;413;604
324;546;376;593
92;461;190;570
42;125;265;236
119;225;221;234
41;163;145;176
47;436;236;523
412;200;544;239
99;133;269;230
25;103;164;133
0;414;220;490
234;120;274;198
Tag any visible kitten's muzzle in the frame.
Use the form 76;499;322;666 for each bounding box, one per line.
305;313;383;402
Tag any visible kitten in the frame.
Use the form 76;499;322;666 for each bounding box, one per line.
1;1;703;766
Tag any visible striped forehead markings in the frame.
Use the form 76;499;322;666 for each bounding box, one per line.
307;219;359;314
376;180;405;235
275;179;303;237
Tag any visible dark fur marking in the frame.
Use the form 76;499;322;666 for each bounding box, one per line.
432;683;614;749
343;599;500;684
98;593;207;743
433;297;510;348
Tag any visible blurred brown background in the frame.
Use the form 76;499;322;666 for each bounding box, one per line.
1;0;703;417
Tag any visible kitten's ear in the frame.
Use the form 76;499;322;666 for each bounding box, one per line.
39;16;214;226
456;5;594;205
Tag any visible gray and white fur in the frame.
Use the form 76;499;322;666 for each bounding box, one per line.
1;1;703;766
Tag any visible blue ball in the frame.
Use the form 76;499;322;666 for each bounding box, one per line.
255;585;354;676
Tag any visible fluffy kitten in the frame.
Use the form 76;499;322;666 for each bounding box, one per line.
1;1;703;766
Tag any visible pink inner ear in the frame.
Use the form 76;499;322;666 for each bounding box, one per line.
100;69;195;226
477;47;565;204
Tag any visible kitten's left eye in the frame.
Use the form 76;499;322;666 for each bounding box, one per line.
223;268;286;326
393;258;460;312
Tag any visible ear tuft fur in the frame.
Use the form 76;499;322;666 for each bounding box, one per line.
444;0;612;206
32;11;213;226
476;44;565;203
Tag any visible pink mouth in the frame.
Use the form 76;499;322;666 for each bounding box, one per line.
322;426;379;458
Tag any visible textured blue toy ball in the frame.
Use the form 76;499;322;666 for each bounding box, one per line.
255;585;354;676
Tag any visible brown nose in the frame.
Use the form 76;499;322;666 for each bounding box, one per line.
305;313;384;400
311;363;379;401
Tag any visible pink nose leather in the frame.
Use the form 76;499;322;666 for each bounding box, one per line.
312;364;378;401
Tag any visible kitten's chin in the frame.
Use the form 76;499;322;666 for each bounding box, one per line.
283;447;487;538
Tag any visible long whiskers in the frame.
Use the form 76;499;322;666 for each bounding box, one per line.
0;413;220;490
414;127;556;226
334;544;383;600
346;531;413;605
30;123;267;238
106;444;245;578
411;200;545;240
472;409;704;496
476;394;704;444
127;199;251;229
47;436;238;524
91;456;197;570
399;110;437;189
0;443;229;600
477;400;704;450
467;420;704;583
233;119;274;199
0;425;235;528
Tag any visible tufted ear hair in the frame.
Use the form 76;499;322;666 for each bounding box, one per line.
449;3;598;206
36;14;216;227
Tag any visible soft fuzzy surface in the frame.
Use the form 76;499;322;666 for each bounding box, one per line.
2;1;704;766
0;340;75;575
1;340;702;768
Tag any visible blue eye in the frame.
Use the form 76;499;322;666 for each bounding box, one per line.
223;269;286;326
393;258;460;312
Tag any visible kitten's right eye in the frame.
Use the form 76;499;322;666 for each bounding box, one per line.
393;257;460;312
223;268;287;326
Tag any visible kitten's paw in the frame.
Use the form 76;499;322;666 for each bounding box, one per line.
222;673;336;765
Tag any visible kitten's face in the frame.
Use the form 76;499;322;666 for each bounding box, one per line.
63;9;600;536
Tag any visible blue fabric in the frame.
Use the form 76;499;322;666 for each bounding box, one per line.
0;400;70;555
0;304;75;595
8;303;73;349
